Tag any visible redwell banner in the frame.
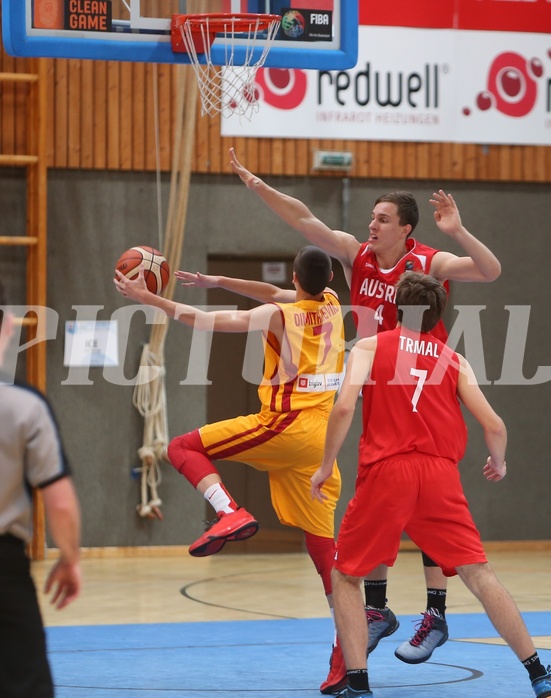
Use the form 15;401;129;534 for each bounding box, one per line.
221;0;551;145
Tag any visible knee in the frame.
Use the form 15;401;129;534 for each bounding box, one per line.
332;567;361;590
421;551;439;567
457;562;492;595
167;430;216;487
304;532;335;596
167;432;196;471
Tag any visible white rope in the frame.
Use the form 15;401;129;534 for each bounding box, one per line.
131;1;203;522
133;343;168;519
152;64;164;252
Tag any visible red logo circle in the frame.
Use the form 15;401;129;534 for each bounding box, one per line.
479;51;540;117
254;68;308;110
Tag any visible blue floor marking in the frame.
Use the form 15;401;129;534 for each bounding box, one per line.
47;612;551;697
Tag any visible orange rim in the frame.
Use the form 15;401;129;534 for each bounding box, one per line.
173;13;281;33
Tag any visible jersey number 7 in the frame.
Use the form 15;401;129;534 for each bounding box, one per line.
410;368;428;412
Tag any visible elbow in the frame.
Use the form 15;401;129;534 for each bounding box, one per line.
333;402;356;422
193;318;210;332
486;416;506;440
44;484;80;518
484;260;502;282
47;500;78;523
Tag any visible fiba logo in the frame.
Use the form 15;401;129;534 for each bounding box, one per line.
254;68;308;110
281;10;306;39
464;51;544;118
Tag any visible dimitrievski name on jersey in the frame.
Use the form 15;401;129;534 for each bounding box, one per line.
258;291;345;413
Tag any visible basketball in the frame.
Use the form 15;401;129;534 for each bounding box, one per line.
115;246;170;296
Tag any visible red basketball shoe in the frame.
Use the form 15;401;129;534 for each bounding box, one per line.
320;639;347;695
188;508;259;557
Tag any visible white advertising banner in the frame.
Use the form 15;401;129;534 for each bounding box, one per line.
221;26;551;145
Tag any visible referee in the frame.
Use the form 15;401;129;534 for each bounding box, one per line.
0;281;81;698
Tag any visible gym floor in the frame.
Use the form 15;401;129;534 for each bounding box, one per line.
32;547;551;697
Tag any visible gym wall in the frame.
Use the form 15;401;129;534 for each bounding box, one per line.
1;42;550;549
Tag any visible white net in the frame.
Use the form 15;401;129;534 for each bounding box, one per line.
175;14;281;119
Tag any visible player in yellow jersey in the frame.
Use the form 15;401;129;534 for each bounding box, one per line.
115;246;344;594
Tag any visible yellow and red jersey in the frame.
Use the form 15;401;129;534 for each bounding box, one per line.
258;291;345;413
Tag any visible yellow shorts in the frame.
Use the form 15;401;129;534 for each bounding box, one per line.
199;408;341;538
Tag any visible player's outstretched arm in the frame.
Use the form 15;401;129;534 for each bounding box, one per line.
115;267;277;333
429;190;501;283
311;338;376;502
229;147;360;269
457;355;507;481
175;270;295;303
115;266;211;326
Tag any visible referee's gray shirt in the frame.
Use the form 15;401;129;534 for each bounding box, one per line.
0;376;70;542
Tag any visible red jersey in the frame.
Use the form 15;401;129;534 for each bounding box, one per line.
350;238;449;342
359;327;467;468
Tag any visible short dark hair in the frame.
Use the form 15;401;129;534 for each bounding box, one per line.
375;191;419;234
293;246;332;296
396;271;447;333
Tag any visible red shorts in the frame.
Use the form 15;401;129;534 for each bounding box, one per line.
334;454;487;578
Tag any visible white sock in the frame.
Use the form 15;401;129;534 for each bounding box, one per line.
203;483;235;514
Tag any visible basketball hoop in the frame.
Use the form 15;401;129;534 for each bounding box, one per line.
171;13;281;119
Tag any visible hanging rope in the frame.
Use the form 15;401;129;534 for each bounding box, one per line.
132;53;200;519
132;341;168;519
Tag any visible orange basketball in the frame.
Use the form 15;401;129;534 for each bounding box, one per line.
115;246;170;296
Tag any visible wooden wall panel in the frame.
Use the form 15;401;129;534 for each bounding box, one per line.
93;62;107;170
210;110;225;173
157;62;173;172
402;142;415;180
0;53;15;155
144;64;158;172
53;59;68;168
45;59;56;165
80;61;94;169
296;140;309;177
131;62;146;171
534;146;546;182
119;61;133;171
67;60;82;169
258;139;272;178
459;144;471;179
2;46;551;182
107;62;120;170
15;59;31;156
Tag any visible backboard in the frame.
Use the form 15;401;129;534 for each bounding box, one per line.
2;1;357;70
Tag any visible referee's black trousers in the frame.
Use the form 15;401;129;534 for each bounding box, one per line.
0;534;54;698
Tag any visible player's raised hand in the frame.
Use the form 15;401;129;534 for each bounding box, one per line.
483;456;507;482
430;190;463;238
175;270;219;289
229;147;259;189
114;265;149;302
